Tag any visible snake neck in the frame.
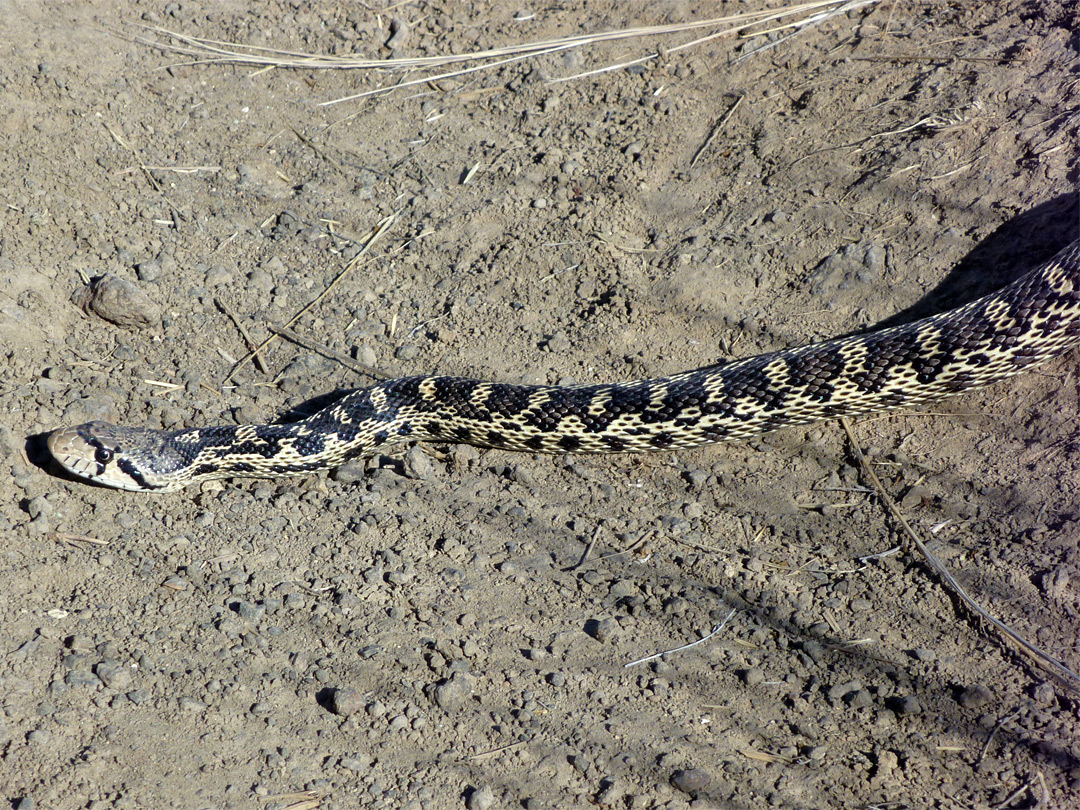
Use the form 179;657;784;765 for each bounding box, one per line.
159;399;411;489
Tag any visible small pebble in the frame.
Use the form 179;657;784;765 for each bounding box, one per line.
385;16;410;50
204;265;231;287
434;672;474;712
247;268;274;292
1031;681;1056;706
682;470;708;491
740;667;764;687
329;687;365;717
179;697;206;712
332;460;367;484
136;258;162;282
671;768;711;794
1040;568;1070;600
590;618;619;643
827;680;862;702
237;601;266;623
25;496;50;520
544;331;570;353
95;661;132;690
957;683;992;709
339;754;372;772
848;689;874;709
65;669;100;688
467;784;496;810
889;695;922;715
404;446;434;479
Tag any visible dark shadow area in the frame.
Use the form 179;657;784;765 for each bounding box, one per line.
873;192;1080;329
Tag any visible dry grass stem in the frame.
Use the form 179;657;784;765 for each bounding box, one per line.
690;94;744;169
141;379;183;390
568;526;602;571
839;418;1080;691
624;609;736;668
267;324;389;381
465;741;529;761
221;212;398;385
215;297;268;374
137;1;879;105
55;533;110;547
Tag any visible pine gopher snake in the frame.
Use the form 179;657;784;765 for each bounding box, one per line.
48;239;1080;492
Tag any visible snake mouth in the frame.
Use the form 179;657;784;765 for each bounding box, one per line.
47;422;154;492
47;426;101;478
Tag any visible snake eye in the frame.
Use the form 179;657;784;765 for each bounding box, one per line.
94;447;114;465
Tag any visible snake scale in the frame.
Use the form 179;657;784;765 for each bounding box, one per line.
48;239;1080;492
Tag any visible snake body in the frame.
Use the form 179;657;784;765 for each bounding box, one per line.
48;239;1080;492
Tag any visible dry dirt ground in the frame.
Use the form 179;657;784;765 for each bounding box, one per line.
2;1;1079;808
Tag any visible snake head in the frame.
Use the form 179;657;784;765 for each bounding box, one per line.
47;421;181;492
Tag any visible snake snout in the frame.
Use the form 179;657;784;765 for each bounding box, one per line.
47;421;137;488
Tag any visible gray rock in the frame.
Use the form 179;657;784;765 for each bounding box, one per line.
827;680;862;702
72;273;161;329
237;601;266;623
385;16;410;50
889;695;922;715
740;667;764;687
135;258;162;282
591;618;619;643
956;683;992;709
25;496;50;520
671;767;711;794
466;785;496;810
332;460;367;484
404;446;434;479
434;671;474;712
95;660;132;690
179;697;206;712
65;669;100;688
329;687;365;717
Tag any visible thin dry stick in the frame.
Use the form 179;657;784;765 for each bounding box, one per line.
977;708;1020;766
465;741;528;761
145;2;855;71
994;779;1035;810
568;526;602;571
732;0;878;63
215;297;268;373
55;532;110;547
690;95;744;169
291;127;344;172
839;417;1080;691
138;0;878;104
267;324;388;381
625;609;737;667
221;213;397;384
103;121;186;221
598;530;655;561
